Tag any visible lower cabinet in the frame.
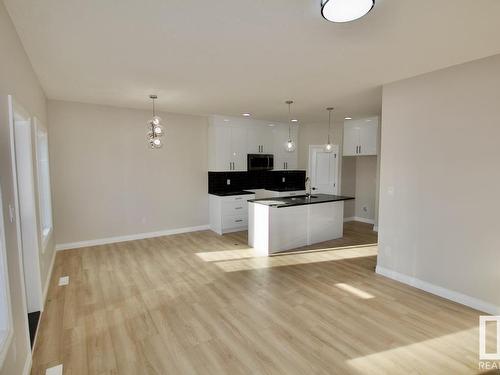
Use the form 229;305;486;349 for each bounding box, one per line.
209;193;255;235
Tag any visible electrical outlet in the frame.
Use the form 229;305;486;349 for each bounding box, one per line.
363;206;368;212
226;179;231;185
282;177;285;183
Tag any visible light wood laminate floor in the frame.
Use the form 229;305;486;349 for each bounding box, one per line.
32;222;488;374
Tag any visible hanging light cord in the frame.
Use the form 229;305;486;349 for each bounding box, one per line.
286;100;293;140
327;107;333;144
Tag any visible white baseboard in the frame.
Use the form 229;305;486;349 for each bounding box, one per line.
55;225;210;251
344;216;375;225
376;266;500;315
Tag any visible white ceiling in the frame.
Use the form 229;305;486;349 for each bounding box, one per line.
5;0;500;122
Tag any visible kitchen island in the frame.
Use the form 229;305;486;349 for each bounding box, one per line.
248;194;354;255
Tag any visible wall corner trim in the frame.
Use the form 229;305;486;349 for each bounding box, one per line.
22;352;32;375
376;266;500;315
55;225;210;251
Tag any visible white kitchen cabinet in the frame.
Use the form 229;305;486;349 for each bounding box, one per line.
208;118;247;171
247;126;273;154
209;193;255;234
343;117;379;156
208;116;299;171
230;126;247;171
273;125;298;170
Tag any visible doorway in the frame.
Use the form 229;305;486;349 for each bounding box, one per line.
8;95;43;348
308;145;339;195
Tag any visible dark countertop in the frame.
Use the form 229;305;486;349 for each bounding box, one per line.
209;190;255;197
248;194;354;208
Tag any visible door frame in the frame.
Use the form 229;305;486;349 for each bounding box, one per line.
8;95;43;349
308;144;340;195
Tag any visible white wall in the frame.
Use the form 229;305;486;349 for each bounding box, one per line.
378;54;500;313
0;1;53;373
48;100;209;246
354;156;377;221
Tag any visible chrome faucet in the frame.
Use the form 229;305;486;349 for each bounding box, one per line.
305;177;312;197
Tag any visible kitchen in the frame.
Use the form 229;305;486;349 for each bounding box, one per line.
207;108;379;254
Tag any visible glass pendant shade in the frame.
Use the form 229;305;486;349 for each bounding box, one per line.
149;137;162;149
153;124;164;136
145;95;165;149
321;0;374;23
285;139;296;152
152;116;161;125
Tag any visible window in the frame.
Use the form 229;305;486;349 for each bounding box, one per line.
0;184;13;367
35;120;53;250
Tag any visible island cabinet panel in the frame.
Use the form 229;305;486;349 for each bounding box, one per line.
248;199;346;255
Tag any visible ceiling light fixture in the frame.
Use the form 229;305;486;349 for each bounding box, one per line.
325;107;334;153
345;117;352;120
321;0;375;23
242;113;251;117
146;95;164;149
285;100;296;153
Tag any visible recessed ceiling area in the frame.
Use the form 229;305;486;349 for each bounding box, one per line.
5;0;500;122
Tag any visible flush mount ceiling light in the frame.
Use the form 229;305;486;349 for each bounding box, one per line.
345;117;352;120
321;0;375;23
285;100;296;153
145;95;165;149
242;113;251;117
325;107;334;153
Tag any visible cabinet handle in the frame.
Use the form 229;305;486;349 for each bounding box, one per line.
359;145;362;154
235;219;243;223
235;206;243;209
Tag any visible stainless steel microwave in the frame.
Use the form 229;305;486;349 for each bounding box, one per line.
247;154;273;171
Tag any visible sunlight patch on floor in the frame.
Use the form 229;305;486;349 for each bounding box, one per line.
346;327;479;374
196;248;263;262
214;246;377;272
335;283;375;299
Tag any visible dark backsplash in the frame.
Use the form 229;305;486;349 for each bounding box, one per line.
208;170;306;194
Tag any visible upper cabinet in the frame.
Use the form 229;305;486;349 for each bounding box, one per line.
208;116;299;172
272;125;298;170
247;126;273;154
343;117;379;156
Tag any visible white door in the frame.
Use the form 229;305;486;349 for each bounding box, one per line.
9;97;43;315
308;145;339;195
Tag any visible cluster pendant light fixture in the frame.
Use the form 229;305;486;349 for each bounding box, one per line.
146;95;165;149
321;0;375;23
285;100;296;152
325;107;334;152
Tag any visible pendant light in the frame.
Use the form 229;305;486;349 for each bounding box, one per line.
325;107;334;153
285;100;296;152
321;0;375;23
146;95;165;149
